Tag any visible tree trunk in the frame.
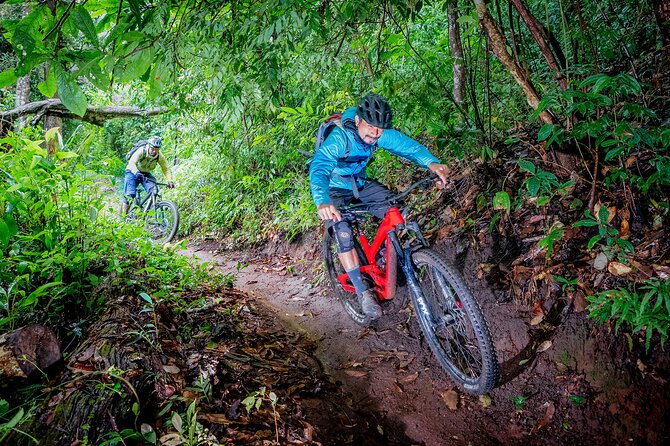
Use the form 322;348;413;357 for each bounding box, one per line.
448;0;467;111
14;76;30;131
508;0;568;90
0;325;61;380
471;0;556;125
13;4;31;131
651;0;670;51
11;298;180;446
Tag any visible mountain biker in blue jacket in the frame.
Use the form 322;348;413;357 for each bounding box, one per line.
310;92;449;321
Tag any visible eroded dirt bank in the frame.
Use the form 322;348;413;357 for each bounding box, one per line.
182;237;670;446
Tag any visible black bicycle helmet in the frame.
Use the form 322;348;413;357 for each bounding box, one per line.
356;92;393;129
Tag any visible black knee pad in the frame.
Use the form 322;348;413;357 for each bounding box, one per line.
332;221;355;253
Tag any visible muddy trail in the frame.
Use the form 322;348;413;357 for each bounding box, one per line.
181;236;669;446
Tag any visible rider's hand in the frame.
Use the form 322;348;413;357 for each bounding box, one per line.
428;163;450;189
317;203;342;222
167;181;175;189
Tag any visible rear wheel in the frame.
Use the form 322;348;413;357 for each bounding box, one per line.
145;200;179;243
409;248;498;394
323;229;370;326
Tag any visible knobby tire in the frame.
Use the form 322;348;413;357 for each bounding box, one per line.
409;248;498;394
145;200;180;243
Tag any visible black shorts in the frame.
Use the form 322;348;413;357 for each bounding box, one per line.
328;179;393;222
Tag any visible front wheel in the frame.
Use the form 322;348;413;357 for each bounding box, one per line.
409;248;498;394
145;200;179;243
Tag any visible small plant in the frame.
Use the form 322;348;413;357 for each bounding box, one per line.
554;275;578;292
538;221;565;262
160;401;216;446
573;206;634;261
568;394;586;406
242;387;280;443
518;160;573;206
587;278;670;352
510;395;529;410
0;400;37;444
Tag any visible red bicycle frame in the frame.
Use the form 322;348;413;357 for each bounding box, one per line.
337;207;405;301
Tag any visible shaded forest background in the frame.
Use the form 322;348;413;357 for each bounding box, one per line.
0;0;668;444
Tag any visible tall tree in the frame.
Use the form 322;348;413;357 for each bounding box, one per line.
448;0;467;110
471;0;556;125
651;0;670;54
508;0;568;90
13;3;30;131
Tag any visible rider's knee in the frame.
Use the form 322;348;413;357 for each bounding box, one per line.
332;221;354;253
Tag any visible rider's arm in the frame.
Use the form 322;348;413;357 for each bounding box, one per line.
157;152;174;183
377;129;439;168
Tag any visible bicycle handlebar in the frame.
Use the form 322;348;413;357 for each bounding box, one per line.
340;174;439;215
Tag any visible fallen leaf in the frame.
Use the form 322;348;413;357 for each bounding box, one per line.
637;359;646;373
299;420;314;441
441;390;459;410
401;372;419;384
479;394;492;408
162;365;180;374
537;340;553;353
393;382;404;393
593;252;608;270
203;413;232;424
535;402;556;430
620;219;630;238
344;370;368;378
608;262;632;276
530;314;544;326
572;290;587;312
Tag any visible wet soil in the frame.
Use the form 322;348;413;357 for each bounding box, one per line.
181;236;670;446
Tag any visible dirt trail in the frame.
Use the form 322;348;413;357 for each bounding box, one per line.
181;241;669;446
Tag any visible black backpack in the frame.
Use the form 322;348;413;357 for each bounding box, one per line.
125;140;148;161
300;113;351;161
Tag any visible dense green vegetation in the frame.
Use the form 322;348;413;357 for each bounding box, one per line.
0;0;668;443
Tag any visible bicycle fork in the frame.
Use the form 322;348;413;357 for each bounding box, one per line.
388;228;458;331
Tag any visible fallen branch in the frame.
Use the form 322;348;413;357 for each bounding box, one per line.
0;99;168;130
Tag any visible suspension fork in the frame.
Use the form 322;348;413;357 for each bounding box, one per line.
387;228;433;322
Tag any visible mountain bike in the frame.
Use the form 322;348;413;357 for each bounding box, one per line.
323;176;498;394
126;181;179;243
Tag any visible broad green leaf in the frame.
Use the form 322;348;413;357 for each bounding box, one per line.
518;159;535;174
71;5;99;47
527;177;541;196
139;292;153;304
37;65;58;97
493;191;511;212
54;63;88;117
4;214;18;237
20;282;63;309
11;28;36;57
538;124;553;141
122;47;154;81
0;220;9;247
45;127;61;145
0;70;17;88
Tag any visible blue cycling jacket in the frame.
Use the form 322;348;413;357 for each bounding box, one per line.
309;106;439;205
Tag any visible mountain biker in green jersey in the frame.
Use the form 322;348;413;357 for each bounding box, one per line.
309;92;449;321
121;136;174;216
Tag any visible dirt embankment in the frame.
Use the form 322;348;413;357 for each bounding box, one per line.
182;234;670;446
